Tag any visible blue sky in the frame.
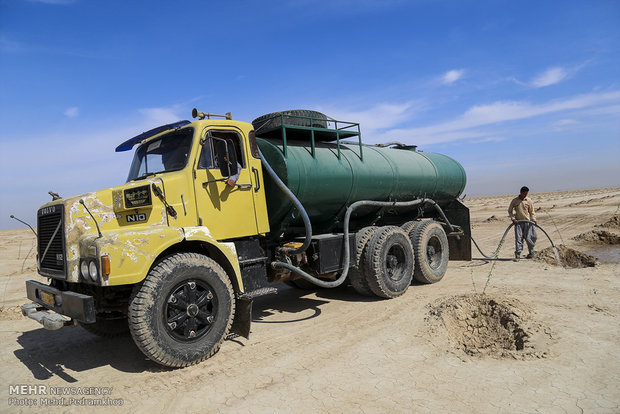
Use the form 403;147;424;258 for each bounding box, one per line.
1;0;619;230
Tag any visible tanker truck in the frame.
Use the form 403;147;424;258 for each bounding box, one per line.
21;109;471;367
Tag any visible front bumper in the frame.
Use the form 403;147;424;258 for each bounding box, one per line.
22;280;96;329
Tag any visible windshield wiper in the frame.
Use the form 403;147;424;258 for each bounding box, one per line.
132;172;158;181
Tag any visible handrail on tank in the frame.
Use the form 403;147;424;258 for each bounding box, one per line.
263;112;364;161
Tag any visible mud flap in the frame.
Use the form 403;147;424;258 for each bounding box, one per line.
442;199;472;261
230;297;253;339
229;287;278;339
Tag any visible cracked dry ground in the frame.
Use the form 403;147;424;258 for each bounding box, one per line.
1;187;619;413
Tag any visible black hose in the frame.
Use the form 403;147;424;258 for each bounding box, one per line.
424;199;457;233
272;198;454;288
471;220;562;265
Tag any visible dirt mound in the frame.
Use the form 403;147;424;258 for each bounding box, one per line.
533;245;598;268
573;230;620;244
484;215;503;222
596;215;620;229
568;195;616;207
426;294;549;359
535;204;556;212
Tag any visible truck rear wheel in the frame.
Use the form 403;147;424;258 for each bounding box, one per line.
128;253;234;368
362;226;414;299
412;221;449;284
348;226;378;296
401;220;418;234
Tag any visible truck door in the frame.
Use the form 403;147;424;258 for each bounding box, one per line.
194;128;259;240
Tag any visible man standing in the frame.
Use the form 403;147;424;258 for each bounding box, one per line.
508;186;537;259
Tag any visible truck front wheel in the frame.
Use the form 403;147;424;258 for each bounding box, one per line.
128;253;235;368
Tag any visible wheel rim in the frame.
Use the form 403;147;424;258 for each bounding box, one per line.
386;244;407;282
426;236;443;270
164;279;218;341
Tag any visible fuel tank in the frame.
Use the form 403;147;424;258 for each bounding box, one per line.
257;138;466;236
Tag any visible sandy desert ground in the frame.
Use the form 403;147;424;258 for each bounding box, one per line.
1;187;619;413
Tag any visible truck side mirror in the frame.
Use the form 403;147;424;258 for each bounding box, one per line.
215;139;238;177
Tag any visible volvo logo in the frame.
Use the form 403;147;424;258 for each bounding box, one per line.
39;206;57;216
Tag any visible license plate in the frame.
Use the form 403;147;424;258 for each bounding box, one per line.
40;291;56;306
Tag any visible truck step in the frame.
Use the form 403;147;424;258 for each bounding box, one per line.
238;287;278;300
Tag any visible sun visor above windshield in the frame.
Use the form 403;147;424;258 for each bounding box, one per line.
115;120;191;152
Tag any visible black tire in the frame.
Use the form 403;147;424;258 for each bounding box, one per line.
128;253;234;368
252;110;329;132
348;226;378;296
401;220;418;235
79;317;128;337
412;221;449;284
362;226;414;299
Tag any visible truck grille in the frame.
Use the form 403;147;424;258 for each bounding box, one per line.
37;205;66;278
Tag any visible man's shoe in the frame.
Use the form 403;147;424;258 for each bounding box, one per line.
514;253;520;261
526;252;534;259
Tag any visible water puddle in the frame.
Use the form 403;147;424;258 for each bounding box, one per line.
583;245;620;264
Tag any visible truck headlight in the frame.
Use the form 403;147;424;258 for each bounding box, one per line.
89;260;98;281
81;260;90;278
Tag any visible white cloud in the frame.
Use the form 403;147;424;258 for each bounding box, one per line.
530;67;568;88
316;102;419;134
551;118;580;131
578;104;620;117
374;90;620;145
442;69;465;85
64;106;79;118
468;137;506;144
553;118;579;126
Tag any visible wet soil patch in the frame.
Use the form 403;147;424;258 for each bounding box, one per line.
583;245;620;264
573;230;620;244
533;245;598;268
426;294;550;359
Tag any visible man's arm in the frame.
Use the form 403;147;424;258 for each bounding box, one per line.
226;163;242;187
508;199;518;223
529;199;536;223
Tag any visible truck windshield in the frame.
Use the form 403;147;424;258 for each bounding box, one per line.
127;127;194;181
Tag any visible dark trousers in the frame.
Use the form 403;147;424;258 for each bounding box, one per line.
514;222;537;255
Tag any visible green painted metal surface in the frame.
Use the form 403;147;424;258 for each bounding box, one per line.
258;138;466;236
